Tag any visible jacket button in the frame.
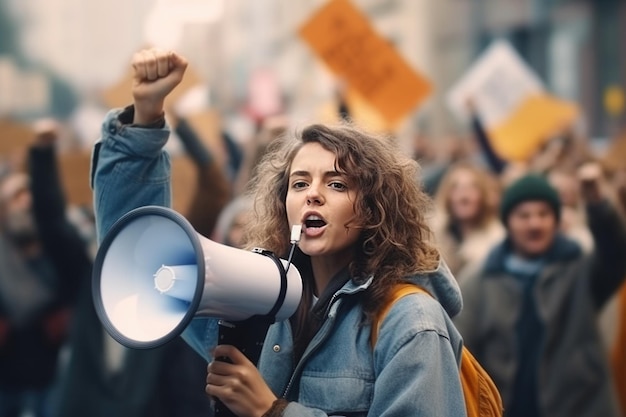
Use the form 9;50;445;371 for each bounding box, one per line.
272;345;280;352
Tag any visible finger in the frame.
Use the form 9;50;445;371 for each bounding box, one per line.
143;50;159;81
131;51;148;81
213;345;251;366
207;359;236;376
156;50;170;78
205;369;236;399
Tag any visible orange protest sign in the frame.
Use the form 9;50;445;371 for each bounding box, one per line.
299;0;431;126
489;93;579;162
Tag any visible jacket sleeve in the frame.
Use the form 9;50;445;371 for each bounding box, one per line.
91;106;172;242
586;199;626;309
29;144;92;307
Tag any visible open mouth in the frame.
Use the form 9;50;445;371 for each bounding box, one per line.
305;220;326;228
304;215;327;229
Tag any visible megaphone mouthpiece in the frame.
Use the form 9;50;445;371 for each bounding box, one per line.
290;224;302;244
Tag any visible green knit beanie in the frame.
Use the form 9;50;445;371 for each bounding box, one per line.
500;174;561;224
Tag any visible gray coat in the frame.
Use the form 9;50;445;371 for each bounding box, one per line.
454;200;626;417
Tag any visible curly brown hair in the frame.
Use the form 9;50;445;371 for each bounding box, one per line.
242;123;439;320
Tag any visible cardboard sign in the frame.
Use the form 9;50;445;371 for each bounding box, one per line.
57;152;199;211
602;129;626;172
299;0;431;126
0;119;34;156
447;39;579;162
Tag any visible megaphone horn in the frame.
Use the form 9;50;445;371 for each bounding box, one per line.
92;205;302;350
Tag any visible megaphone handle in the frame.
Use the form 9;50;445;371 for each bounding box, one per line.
214;316;274;417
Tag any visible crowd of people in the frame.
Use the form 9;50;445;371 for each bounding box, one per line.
0;46;624;417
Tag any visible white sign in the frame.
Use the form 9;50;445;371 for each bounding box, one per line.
447;39;543;126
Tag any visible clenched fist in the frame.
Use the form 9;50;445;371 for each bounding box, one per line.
131;48;188;125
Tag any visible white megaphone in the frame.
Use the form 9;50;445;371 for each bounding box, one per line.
92;205;303;350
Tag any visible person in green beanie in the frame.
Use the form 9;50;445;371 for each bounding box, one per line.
454;165;626;417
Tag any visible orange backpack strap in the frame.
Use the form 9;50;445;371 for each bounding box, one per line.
371;283;504;417
461;348;504;416
371;283;428;347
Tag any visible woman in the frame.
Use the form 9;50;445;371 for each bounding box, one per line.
92;49;466;417
431;162;504;279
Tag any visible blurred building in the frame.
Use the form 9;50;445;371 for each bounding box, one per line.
0;0;624;140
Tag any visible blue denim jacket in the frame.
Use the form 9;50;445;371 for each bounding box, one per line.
91;108;468;417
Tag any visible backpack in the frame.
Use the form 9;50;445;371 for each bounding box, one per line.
371;284;503;417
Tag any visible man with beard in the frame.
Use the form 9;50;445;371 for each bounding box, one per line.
454;165;626;417
0;121;89;417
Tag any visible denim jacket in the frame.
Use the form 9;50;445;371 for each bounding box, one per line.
91;107;468;417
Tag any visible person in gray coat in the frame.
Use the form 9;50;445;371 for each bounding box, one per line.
454;166;626;417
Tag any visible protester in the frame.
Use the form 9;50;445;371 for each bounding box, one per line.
91;48;467;416
0;121;90;417
454;168;626;417
546;169;594;253
431;162;504;279
605;164;626;416
212;195;253;249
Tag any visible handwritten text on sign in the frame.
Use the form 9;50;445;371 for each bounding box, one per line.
299;0;431;125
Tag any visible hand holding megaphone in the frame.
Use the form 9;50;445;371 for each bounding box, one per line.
207;344;278;417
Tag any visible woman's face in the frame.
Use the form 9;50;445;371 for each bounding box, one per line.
447;169;483;222
285;142;361;262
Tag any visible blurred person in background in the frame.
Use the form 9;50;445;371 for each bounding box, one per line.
233;114;289;196
0;120;90;417
212;195;253;249
602;163;626;417
430;162;504;281
547;169;594;253
454;166;626;417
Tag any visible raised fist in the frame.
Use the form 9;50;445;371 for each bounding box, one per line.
131;48;188;125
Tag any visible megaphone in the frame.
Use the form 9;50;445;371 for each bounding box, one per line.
92;205;303;350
